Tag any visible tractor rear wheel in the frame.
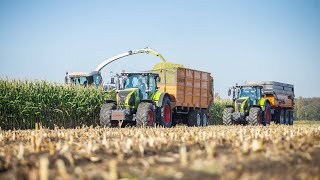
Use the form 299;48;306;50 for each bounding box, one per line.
248;107;262;125
188;108;202;127
160;96;172;127
223;107;234;125
201;109;208;126
136;102;155;127
99;102;116;127
264;103;271;125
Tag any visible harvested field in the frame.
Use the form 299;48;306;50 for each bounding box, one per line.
0;124;319;179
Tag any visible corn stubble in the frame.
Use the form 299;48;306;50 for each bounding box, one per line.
0;124;319;179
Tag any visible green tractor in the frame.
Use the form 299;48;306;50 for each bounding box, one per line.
223;85;271;125
99;72;173;127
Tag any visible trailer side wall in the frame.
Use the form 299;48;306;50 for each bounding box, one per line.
154;67;213;109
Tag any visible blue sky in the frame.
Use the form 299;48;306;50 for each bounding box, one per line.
1;0;319;98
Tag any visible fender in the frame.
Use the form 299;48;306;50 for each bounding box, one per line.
259;98;270;111
157;92;170;107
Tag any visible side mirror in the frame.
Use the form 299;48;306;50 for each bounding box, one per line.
228;89;231;96
261;89;265;96
156;77;161;82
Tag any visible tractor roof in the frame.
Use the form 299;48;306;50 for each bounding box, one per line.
68;71;101;78
236;85;263;88
121;72;159;76
68;72;89;77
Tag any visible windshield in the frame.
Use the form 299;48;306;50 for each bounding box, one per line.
239;87;257;100
125;74;148;99
125;75;147;88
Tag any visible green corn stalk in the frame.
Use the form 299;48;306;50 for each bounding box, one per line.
0;79;114;130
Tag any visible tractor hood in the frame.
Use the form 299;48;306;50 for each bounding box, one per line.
235;97;250;112
117;88;139;107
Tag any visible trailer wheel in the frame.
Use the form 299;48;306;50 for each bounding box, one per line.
223;107;234;125
99;102;116;127
264;103;271;125
275;110;281;124
188;108;202;126
136;102;155;127
288;111;294;125
201;109;208;126
160;96;172;128
248;107;262;125
280;110;285;124
284;110;290;125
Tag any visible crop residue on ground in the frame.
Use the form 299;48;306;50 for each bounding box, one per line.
0;124;319;179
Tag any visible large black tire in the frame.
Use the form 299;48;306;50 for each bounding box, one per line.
264;103;271;126
275;110;281;124
223;107;234;125
136;102;155;127
248;107;262;125
285;110;291;125
201;109;208;126
188;108;201;127
99;103;116;127
280;109;285;124
288;110;294;125
160;96;172;127
284;110;290;125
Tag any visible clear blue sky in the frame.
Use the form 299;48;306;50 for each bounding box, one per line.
1;0;319;98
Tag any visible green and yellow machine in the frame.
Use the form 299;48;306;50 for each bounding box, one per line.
99;72;173;127
223;81;294;125
223;85;271;125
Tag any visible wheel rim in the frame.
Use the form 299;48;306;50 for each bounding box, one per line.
266;108;271;122
148;110;154;126
196;113;201;126
164;104;170;124
203;114;207;126
257;111;261;124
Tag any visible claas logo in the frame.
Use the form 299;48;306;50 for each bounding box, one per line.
112;114;123;117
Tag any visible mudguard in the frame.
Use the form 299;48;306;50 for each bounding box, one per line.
258;98;270;111
156;92;170;107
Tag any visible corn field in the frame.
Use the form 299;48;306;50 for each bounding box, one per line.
0;79;115;130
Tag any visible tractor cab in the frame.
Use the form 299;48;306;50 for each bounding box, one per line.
67;71;103;88
119;72;160;100
237;86;263;105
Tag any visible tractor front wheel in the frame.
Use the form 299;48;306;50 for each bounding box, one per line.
223;107;234;125
99;102;116;127
248;107;262;125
